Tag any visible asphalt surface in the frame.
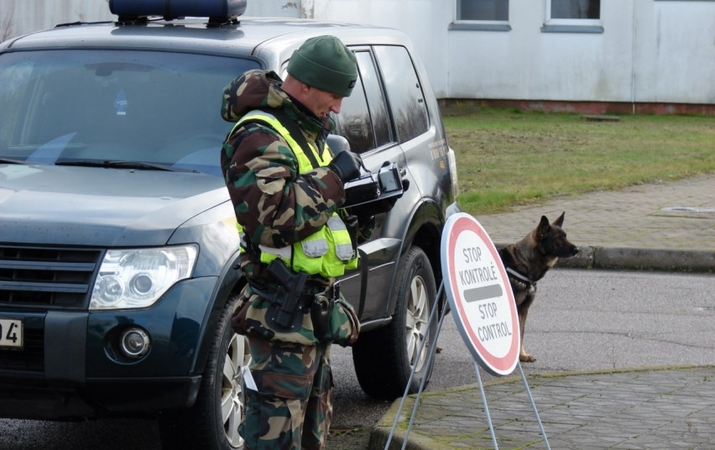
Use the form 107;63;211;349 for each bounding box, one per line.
368;173;715;449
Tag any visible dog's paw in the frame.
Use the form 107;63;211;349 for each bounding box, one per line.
519;353;536;363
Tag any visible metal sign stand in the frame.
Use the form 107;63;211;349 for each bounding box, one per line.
384;283;447;450
473;360;499;449
517;362;551;450
384;213;552;449
473;360;552;450
384;282;550;450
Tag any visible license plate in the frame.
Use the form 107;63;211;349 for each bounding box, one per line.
0;318;23;349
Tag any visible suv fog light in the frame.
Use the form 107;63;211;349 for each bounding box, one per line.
120;327;151;359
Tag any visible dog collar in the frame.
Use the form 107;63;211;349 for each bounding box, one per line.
506;266;534;285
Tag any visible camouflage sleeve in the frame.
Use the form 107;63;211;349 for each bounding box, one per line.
221;124;346;248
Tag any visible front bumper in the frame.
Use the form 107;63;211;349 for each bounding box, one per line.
0;376;202;420
0;277;218;419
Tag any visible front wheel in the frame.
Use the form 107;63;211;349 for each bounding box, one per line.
352;246;438;399
159;294;250;450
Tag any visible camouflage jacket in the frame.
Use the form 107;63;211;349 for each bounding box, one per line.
220;69;346;282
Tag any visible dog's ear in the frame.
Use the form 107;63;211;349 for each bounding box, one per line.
537;215;551;239
552;211;565;228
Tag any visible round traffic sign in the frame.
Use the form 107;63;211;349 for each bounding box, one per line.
441;213;520;376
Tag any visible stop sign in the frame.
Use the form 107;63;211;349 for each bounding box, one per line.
441;213;520;376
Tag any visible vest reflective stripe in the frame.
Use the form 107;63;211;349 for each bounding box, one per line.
232;110;358;277
236;110;331;168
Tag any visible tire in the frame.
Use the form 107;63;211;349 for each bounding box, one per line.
159;294;251;450
352;246;438;400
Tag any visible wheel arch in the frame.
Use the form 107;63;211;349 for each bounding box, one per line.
190;251;245;378
383;198;445;318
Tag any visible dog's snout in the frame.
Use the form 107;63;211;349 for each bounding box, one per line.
571;246;580;256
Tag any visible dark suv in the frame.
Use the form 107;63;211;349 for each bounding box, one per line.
0;1;459;448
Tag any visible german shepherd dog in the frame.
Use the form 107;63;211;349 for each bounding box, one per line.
498;212;579;362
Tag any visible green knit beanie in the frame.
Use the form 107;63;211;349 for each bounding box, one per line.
287;35;357;97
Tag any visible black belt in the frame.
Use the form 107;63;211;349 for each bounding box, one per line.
246;278;332;306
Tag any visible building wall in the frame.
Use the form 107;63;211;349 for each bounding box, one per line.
444;0;636;103
252;0;715;110
4;0;714;110
0;0;114;40
318;0;451;101
633;1;715;105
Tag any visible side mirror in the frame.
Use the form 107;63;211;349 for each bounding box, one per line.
326;134;351;156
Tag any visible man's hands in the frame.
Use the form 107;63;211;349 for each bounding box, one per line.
328;151;362;182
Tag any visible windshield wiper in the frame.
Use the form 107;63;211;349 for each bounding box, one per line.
55;160;197;172
0;158;27;164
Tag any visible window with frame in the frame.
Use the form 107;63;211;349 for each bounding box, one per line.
451;0;510;31
543;0;602;33
550;0;600;19
334;50;392;154
457;0;509;21
373;46;429;145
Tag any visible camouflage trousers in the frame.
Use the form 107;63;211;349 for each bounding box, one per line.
240;335;333;450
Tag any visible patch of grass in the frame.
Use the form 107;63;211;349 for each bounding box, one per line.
444;108;715;215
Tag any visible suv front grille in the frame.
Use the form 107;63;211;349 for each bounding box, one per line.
0;246;102;309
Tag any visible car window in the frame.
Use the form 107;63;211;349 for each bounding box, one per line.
334;54;373;154
373;45;429;144
335;50;392;154
0;50;259;175
354;51;392;150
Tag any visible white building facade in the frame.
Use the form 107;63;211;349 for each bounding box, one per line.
3;0;714;114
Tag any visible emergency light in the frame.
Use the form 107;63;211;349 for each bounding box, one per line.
109;0;247;22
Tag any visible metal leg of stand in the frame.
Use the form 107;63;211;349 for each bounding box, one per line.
400;302;449;450
517;362;551;450
384;283;444;450
474;362;499;450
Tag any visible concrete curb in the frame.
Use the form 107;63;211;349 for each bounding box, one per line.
553;245;715;273
494;244;715;273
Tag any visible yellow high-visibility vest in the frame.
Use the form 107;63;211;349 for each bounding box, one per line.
231;110;358;277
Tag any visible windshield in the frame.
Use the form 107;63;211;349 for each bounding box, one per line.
0;50;259;176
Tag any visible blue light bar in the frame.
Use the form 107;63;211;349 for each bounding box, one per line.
109;0;247;21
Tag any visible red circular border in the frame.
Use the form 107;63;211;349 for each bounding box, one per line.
445;214;519;375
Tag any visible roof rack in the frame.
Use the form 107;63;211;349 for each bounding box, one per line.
109;0;246;24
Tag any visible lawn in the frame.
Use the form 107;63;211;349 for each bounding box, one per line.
443;107;715;215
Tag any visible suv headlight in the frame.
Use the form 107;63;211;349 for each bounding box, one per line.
90;245;198;310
